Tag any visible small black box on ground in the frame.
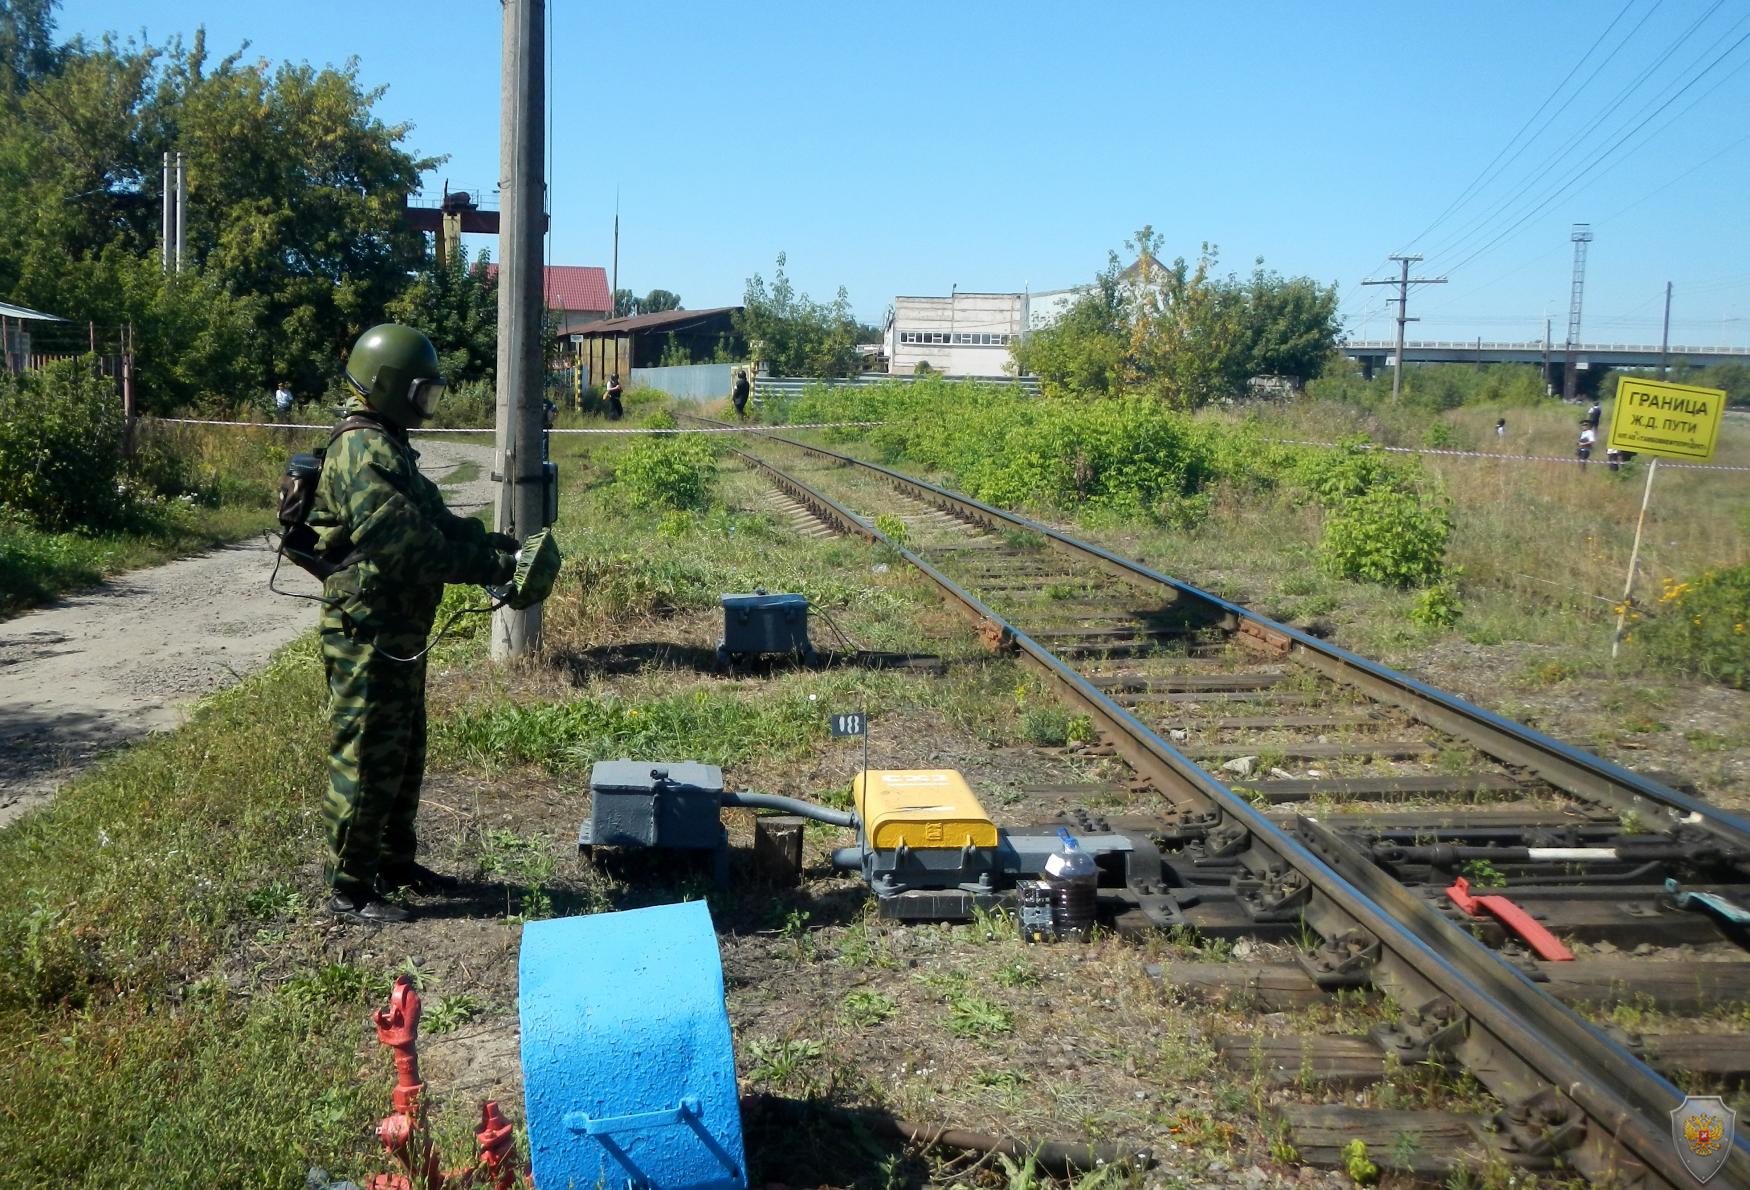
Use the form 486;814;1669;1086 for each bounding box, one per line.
580;760;729;883
717;591;817;669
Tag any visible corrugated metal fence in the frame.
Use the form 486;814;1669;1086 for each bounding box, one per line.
628;362;735;401
753;373;1041;402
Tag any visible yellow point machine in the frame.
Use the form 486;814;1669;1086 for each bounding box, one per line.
835;769;1157;922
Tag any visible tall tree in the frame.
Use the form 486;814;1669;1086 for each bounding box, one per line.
735;252;860;377
641;288;681;313
0;25;433;408
385;247;498;385
1011;227;1338;405
0;0;60;93
1011;253;1129;397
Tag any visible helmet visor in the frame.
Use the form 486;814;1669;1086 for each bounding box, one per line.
408;377;446;419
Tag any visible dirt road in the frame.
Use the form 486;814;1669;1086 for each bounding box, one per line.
0;438;496;828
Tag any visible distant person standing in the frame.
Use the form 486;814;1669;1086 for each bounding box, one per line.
1495;417;1506;438
1577;421;1596;467
605;373;624;421
274;379;294;422
731;369;750;419
1586;400;1602;429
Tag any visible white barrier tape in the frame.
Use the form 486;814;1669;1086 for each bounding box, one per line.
1261;437;1750;473
145;417;883;435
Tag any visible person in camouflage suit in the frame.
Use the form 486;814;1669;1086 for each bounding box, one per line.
308;324;519;923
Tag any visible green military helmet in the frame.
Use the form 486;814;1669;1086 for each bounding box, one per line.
344;324;446;426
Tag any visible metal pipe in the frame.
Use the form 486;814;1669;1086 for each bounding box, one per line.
829;845;864;871
720;790;855;829
160;151;170;273
174;152;185;272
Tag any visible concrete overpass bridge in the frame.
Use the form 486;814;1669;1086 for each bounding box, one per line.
1344;339;1747;371
1341;340;1748;395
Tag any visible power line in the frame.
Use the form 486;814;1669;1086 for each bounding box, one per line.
1412;126;1750;319
1401;0;1653;253
1339;0;1652;311
1435;24;1750;280
1421;1;1736;268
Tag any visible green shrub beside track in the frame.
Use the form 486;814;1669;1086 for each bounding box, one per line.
0;361;286;616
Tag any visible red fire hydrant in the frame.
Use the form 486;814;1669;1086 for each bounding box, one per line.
367;976;524;1190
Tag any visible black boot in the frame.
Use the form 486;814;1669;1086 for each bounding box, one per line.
379;861;460;896
328;889;411;923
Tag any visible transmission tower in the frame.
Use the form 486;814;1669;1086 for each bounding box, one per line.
1562;224;1593;402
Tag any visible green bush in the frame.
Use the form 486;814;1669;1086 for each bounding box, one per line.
615;434;717;510
1291;435;1416;507
1409;580;1463;628
423;379;495;429
1634;566;1750;689
1319;488;1453;588
0;359;127;530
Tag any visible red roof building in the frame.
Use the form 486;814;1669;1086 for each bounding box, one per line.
483;264;611;326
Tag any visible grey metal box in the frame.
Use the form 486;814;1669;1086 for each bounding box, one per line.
582;760;725;850
720;592;810;655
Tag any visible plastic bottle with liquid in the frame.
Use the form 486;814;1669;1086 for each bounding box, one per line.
1042;827;1097;941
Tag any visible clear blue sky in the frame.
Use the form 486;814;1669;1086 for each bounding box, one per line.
63;0;1750;345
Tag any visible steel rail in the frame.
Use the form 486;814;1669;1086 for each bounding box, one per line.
724;435;1750;1187
735;424;1750;856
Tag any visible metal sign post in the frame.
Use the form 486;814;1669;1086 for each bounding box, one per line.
830;707;870;794
1605;374;1727;659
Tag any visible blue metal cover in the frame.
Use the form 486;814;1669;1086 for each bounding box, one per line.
720;592;807;613
521;901;747;1189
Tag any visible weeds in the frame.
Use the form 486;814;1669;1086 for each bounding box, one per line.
423;993;487;1035
746;1036;823;1090
779;908;816;962
945;991;1015;1038
282;963;377;1011
615;433;718;511
838;988;898;1027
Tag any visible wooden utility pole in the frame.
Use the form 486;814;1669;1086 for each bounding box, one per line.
1361;254;1445;401
491;0;546;660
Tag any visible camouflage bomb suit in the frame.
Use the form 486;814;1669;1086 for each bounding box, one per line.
307;404;515;897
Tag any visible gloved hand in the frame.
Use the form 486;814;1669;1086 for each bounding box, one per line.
489;548;518;587
486;531;520;554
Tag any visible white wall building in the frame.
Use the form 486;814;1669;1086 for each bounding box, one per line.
883;281;1116;376
886;292;1024;377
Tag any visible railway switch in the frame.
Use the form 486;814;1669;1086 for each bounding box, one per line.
574;760;1180;929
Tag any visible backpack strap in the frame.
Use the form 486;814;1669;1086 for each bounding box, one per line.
328;411;390;449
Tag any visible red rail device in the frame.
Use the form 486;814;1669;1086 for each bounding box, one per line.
1446;876;1575;962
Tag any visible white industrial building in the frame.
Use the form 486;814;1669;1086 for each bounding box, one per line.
883;278;1134;377
886;292;1025;377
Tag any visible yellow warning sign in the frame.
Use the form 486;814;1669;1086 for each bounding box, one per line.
1606;376;1726;462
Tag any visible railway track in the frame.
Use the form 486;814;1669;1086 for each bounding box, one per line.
695;416;1750;1186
